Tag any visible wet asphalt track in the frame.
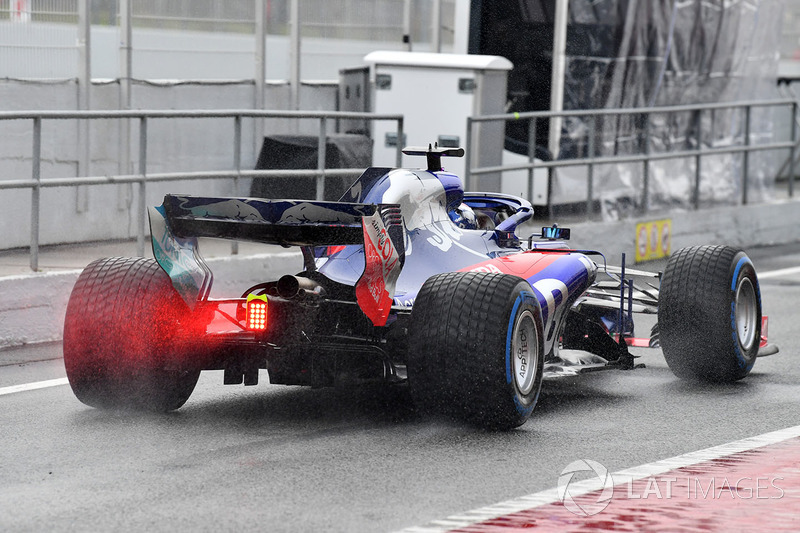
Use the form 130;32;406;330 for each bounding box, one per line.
1;243;800;532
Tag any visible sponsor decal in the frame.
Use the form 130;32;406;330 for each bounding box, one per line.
277;202;362;225
470;263;503;274
148;205;209;308
462;252;561;277
531;278;568;344
355;212;402;326
635;219;672;262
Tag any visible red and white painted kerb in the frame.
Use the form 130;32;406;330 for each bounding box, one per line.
401;425;800;532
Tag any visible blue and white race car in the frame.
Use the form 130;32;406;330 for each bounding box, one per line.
63;146;775;429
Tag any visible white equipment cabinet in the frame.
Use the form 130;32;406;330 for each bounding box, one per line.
365;51;512;190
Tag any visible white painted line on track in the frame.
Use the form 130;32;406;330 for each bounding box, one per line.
0;377;69;396
759;265;800;279
397;424;800;533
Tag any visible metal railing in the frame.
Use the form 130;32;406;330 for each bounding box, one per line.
777;78;800;179
0;109;404;271
465;99;799;217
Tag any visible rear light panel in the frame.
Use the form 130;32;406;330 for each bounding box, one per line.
246;294;268;331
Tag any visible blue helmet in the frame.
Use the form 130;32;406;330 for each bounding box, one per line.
449;203;478;230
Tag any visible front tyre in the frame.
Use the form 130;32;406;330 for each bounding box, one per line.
63;257;201;411
659;245;761;382
407;272;545;429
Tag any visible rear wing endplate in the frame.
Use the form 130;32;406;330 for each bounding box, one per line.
149;204;213;310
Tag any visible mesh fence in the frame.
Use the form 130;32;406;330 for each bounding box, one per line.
0;0;80;78
1;0;455;80
782;2;800;61
123;0;453;43
130;0;256;33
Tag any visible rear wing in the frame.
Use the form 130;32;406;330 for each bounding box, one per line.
149;194;405;324
160;194;395;245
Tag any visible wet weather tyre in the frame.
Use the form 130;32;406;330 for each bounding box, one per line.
658;245;761;382
407;272;544;429
63;257;201;411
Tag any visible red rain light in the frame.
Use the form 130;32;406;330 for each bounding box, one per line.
246;295;268;331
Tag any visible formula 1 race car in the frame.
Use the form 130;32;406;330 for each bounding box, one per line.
62;146;776;429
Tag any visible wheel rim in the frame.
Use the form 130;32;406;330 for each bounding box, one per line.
511;310;538;395
735;276;758;350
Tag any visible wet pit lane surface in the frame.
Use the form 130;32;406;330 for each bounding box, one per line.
410;431;800;532
2;243;800;532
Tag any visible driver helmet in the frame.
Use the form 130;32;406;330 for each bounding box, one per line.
449;203;478;230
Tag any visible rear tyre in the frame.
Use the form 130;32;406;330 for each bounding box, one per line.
407;272;544;429
659;245;761;382
63;257;201;411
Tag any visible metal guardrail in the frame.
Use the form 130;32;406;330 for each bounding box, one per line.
0;109;404;271
777;79;800;179
465;99;799;217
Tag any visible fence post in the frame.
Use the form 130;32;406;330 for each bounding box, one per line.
119;0;132;181
545;114;556;211
136;117;148;257
527;117;537;202
316;117;327;200
254;0;266;155
790;101;797;198
396;116;404;167
586;115;595;220
693;109;702;209
232;115;242;255
77;0;91;213
30;117;42;272
289;0;301;111
710;107;716;141
642;112;650;213
432;0;442;52
743;105;751;205
464;117;473;190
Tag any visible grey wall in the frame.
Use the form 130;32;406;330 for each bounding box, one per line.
0;79;339;249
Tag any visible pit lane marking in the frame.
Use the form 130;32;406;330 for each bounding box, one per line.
0;377;69;397
757;265;800;279
397;424;800;532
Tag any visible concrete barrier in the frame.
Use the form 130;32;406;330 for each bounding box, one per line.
562;199;800;262
0;251;303;352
